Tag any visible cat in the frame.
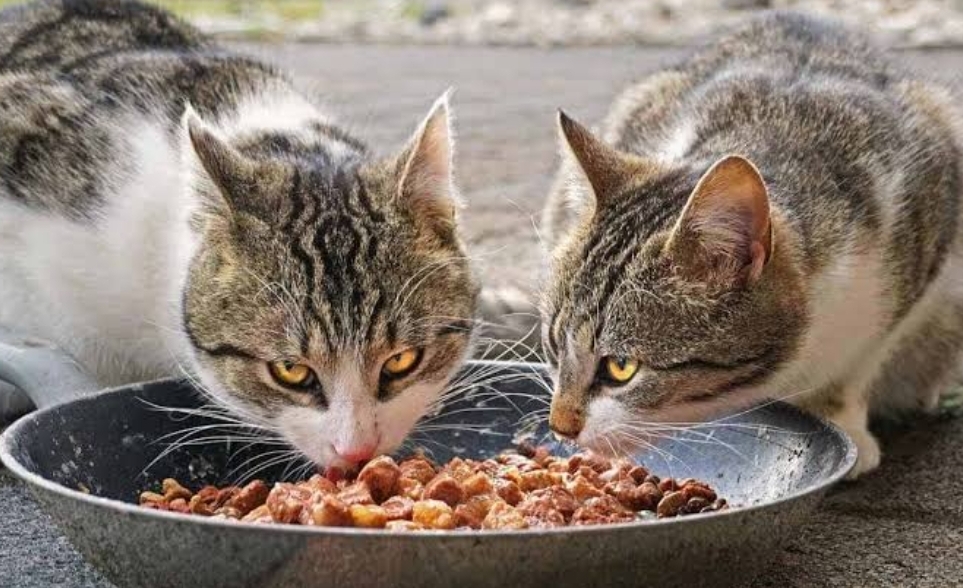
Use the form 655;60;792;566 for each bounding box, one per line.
540;12;963;478
0;0;478;469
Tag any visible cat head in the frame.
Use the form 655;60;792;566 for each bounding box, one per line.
180;94;478;469
541;112;807;454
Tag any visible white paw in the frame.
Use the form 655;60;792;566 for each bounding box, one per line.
844;427;881;480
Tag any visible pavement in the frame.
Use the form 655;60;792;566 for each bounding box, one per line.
2;44;963;587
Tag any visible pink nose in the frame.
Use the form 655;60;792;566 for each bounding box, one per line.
334;443;377;464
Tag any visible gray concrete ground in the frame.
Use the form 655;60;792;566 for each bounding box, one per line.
2;44;962;587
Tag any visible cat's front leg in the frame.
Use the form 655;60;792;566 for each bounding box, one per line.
808;390;881;479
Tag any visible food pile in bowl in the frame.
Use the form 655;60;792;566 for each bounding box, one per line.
139;444;727;530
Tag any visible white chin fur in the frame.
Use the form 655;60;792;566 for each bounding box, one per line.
277;380;444;468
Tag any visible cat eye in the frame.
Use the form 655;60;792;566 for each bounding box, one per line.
600;356;639;385
268;360;316;388
382;348;422;378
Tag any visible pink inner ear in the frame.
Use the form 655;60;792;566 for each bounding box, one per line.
748;240;767;282
674;155;772;283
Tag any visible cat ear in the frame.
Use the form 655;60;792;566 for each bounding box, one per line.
557;110;650;211
182;104;286;221
184;106;252;214
395;91;457;233
668;155;772;285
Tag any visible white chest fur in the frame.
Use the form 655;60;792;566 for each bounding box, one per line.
0;118;197;386
767;247;890;401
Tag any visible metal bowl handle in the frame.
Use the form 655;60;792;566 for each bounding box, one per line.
0;327;97;422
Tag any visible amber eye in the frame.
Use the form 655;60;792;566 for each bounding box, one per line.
602;356;639;384
382;348;422;378
268;360;315;388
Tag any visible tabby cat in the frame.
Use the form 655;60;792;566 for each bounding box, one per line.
0;1;478;468
541;13;963;477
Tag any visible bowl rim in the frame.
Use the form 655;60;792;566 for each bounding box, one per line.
0;360;857;540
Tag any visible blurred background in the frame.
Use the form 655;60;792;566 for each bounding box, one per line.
38;0;963;47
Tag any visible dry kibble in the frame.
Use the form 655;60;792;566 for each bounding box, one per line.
227;480;269;516
303;474;338;495
498;466;523;487
442;457;476;482
519;469;554;492
167;498;190;514
606;480;658;512
481;501;528;530
215;505;242;519
162;478;192;501
412;499;456;529
397;478;424;501
657;491;688;518
305;495;352;527
524;508;565;528
571;495;634;526
517;486;578;525
357;456;401;503
381;496;415;521
337;482;375;506
138;491;166;505
494;479;524;506
461;472;494;498
627;466;649;484
582;453;613;474
399;458;436;485
681;481;717;503
139;448;726;530
349;504;389;528
386;520;425;532
567;474;604;502
575;466;600;485
423;474;464;507
241;504;274;523
266;483;311;524
454;495;494;529
683;497;710;514
188;493;215;516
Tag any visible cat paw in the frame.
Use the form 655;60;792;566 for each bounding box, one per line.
843;426;881;480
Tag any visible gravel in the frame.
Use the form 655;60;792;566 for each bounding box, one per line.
193;0;963;48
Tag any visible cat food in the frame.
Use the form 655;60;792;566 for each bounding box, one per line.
138;446;727;530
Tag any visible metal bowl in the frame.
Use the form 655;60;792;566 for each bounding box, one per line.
0;361;855;588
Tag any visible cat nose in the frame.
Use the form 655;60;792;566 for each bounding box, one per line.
548;395;585;441
549;407;584;440
334;443;377;465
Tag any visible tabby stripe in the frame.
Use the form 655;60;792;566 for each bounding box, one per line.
286;169;332;349
310;121;368;155
354;171;385;223
181;310;259;360
60;48;133;74
363;291;385;343
709;364;778;398
659;350;773;372
0;13;69;70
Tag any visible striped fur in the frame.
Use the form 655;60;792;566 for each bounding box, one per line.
542;13;963;478
0;1;478;468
